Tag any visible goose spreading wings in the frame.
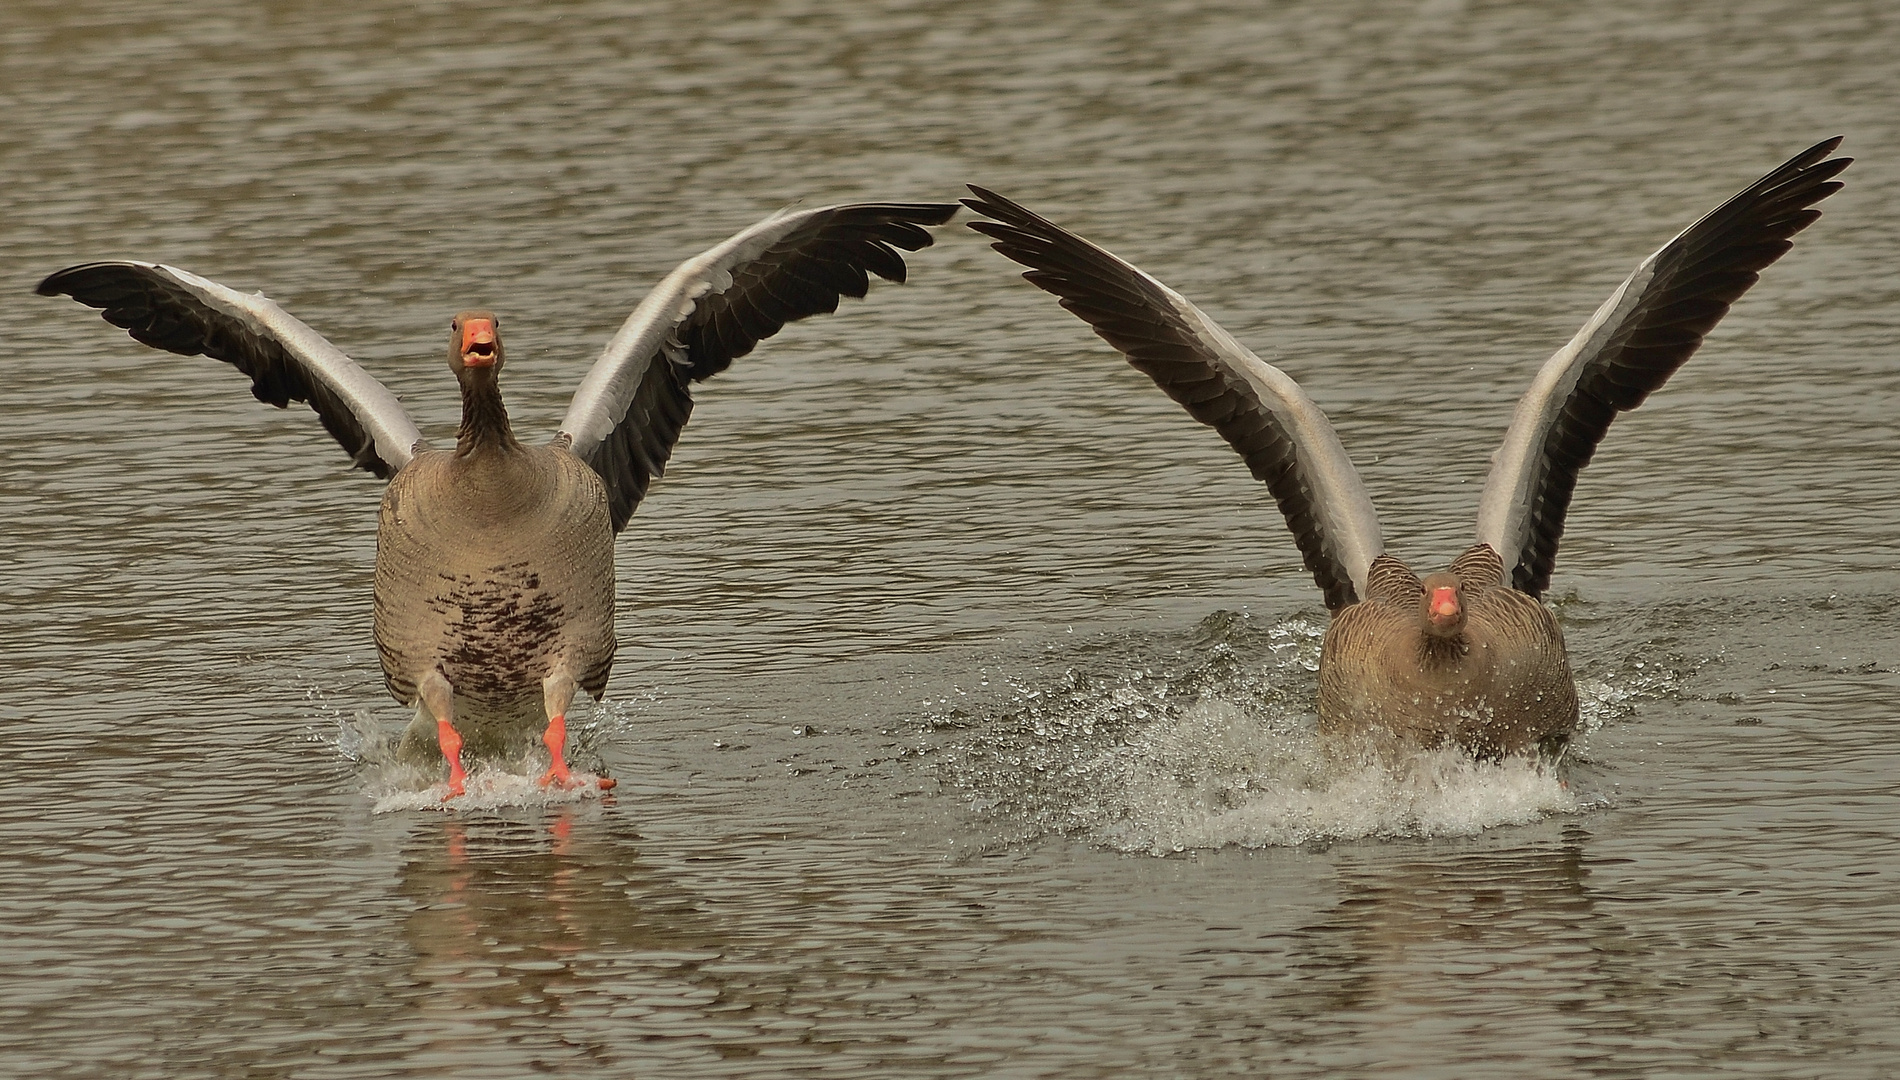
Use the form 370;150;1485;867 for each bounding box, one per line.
963;140;1847;757
40;200;957;797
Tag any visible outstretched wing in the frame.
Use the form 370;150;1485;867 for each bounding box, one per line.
558;201;959;533
963;185;1383;611
38;262;424;479
1475;138;1850;595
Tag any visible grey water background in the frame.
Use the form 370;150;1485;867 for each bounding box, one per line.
4;0;1900;1075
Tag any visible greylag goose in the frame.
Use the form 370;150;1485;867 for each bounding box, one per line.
964;139;1847;758
41;201;958;797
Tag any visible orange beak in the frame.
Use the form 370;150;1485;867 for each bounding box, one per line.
1430;586;1460;620
460;318;497;366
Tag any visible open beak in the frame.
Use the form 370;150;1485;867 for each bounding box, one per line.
460;318;497;367
1430;586;1460;621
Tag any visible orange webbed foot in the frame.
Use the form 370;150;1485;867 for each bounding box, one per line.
538;712;577;789
436;716;467;801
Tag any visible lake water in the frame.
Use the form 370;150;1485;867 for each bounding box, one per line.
4;0;1899;1076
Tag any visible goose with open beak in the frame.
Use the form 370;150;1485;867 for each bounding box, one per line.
41;200;958;797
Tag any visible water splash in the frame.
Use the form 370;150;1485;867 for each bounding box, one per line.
312;701;623;813
1550;590;1705;736
927;610;1630;855
1576;653;1692;735
368;767;610;814
1100;742;1591;855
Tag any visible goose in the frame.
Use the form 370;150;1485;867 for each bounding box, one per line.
41;200;958;797
963;139;1847;758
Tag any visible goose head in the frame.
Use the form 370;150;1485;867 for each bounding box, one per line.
1419;572;1466;640
448;310;503;378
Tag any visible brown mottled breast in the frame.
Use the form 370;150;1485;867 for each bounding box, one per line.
373;443;615;724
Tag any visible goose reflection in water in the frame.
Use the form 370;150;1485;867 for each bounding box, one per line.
396;809;734;1069
1255;824;1673;1068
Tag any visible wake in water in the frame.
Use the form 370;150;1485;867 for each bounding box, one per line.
922;609;1686;856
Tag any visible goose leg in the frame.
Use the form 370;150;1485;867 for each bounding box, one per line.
538;672;577;790
418;670;467;799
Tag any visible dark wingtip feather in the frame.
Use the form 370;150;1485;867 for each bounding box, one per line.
38;262;121;299
962;185;1070;237
868;201;960;240
878;201;960;228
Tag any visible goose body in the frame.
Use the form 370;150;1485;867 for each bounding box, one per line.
964;140;1848;758
375;433;616;765
1317;547;1576;757
42;201;957;797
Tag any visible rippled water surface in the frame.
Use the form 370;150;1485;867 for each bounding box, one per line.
5;0;1900;1076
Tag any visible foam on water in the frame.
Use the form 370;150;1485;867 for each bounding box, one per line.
317;703;623;814
1095;733;1592;855
927;611;1633;856
367;768;610;814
